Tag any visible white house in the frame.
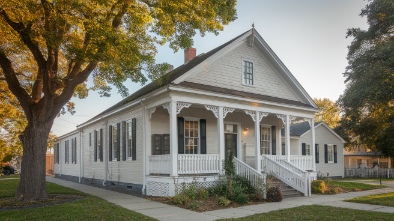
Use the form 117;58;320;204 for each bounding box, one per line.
281;121;346;178
54;28;320;197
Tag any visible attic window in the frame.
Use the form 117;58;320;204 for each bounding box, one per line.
243;60;253;85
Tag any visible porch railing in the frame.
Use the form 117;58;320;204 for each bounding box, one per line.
149;154;220;175
149;154;171;175
234;157;265;189
178;154;220;174
262;155;309;196
265;155;313;171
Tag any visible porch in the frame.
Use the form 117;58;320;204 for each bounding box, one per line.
148;154;313;175
144;100;316;196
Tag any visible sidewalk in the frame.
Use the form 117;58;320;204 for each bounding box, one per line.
46;177;394;221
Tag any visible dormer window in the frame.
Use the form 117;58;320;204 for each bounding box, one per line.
243;60;253;85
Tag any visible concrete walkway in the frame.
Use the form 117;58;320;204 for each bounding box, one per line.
46;177;394;221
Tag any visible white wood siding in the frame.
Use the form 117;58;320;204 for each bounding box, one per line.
54;133;80;177
300;125;344;177
187;41;300;102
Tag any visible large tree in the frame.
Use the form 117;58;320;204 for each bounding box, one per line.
313;98;340;128
339;0;394;157
0;0;237;201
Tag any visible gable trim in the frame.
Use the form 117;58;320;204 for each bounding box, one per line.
299;122;346;143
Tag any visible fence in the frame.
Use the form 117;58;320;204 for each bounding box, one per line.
344;168;394;178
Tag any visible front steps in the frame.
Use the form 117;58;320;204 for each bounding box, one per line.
268;178;304;198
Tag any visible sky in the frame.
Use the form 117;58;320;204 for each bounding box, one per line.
52;0;369;137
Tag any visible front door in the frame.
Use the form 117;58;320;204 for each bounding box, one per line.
224;123;238;159
225;133;237;158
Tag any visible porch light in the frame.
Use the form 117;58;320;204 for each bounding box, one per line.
244;127;249;132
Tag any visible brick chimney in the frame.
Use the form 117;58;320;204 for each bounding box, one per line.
184;48;196;64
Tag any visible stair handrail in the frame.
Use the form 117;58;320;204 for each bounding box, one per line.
262;155;308;196
233;157;266;189
278;159;305;176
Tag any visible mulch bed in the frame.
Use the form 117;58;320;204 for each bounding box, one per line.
0;194;86;211
147;195;266;212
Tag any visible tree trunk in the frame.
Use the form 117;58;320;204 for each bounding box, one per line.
15;121;53;201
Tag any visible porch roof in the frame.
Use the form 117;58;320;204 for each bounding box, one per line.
177;81;313;108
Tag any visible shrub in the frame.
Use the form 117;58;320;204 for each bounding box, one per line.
197;188;209;200
188;201;201;210
217;196;231;206
327;186;342;194
311;180;326;194
266;186;282;202
234;193;249;205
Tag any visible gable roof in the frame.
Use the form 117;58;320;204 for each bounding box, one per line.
79;28;317;128
282;121;346;143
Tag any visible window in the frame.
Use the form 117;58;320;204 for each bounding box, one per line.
127;121;132;158
327;145;334;163
261;126;271;154
305;144;311;156
282;143;285;155
94;129;103;162
55;143;60;164
243;60;254;85
89;132;91;146
65;140;69;164
184;119;199;154
112;125;118;160
71;137;77;164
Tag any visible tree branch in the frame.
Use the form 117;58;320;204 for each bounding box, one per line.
0;49;32;120
0;9;46;68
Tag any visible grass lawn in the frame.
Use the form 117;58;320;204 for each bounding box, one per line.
0;178;156;221
346;192;394;207
324;180;385;192
218;205;394;221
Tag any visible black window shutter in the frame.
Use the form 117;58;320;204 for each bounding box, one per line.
122;121;126;161
324;144;328;163
177;117;184;154
94;130;97;162
100;128;103;162
271;126;276;155
334;145;338;163
200;119;206;154
132;118;137;160
302;143;306;156
315;144;319;163
109;125;113;161
117;123;121;161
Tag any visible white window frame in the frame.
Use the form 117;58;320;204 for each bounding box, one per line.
184;117;200;154
126;120;133;159
112;124;118;161
242;59;254;86
260;125;271;155
327;144;334;163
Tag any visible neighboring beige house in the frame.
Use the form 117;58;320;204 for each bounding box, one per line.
344;146;393;169
281;121;346;178
54;28;320;197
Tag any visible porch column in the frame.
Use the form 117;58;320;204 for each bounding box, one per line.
285;115;291;162
310;119;316;171
170;101;178;176
218;106;225;174
254;111;261;173
278;129;282;156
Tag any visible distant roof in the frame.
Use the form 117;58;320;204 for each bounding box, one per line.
282;121;346;143
281;121;323;137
